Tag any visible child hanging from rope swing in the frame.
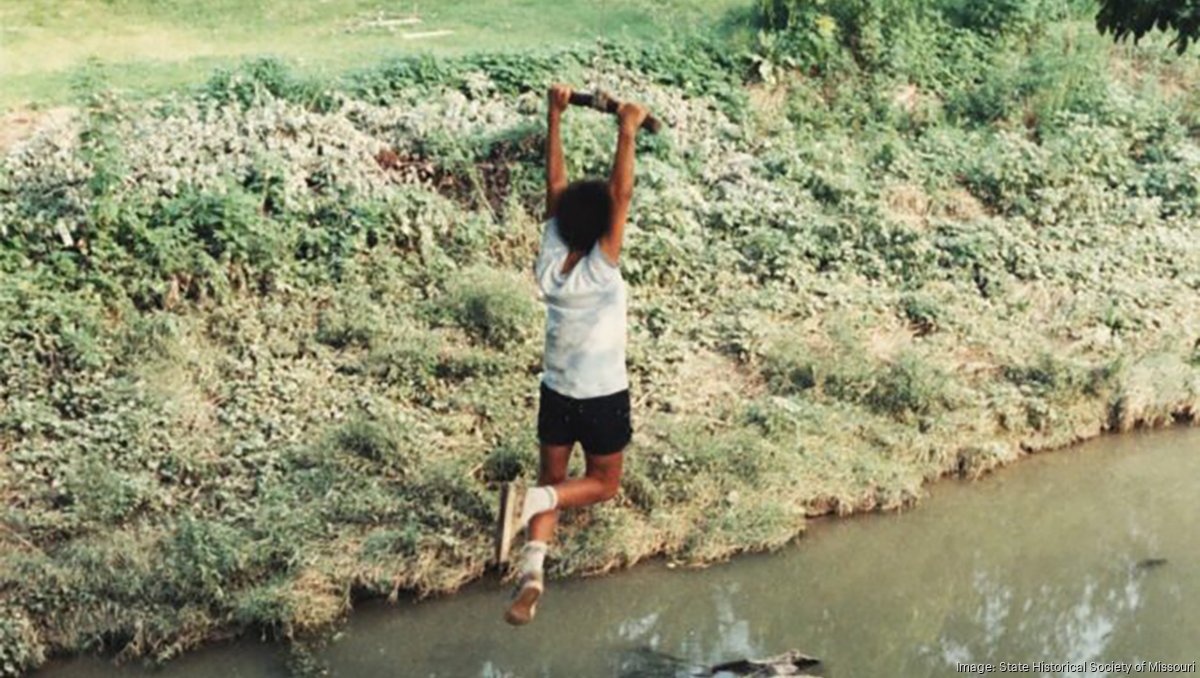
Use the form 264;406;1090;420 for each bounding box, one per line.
501;83;650;626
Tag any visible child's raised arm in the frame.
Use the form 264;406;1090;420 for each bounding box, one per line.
599;102;649;265
545;84;571;220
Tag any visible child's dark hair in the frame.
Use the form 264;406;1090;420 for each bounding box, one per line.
555;180;613;253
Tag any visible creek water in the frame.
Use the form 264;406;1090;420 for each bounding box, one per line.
42;428;1199;677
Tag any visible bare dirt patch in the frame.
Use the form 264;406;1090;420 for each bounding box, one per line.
0;107;75;154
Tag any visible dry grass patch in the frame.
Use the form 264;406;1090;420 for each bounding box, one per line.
882;183;931;228
1109;353;1200;433
747;80;792;118
286;569;348;634
656;347;766;417
932;188;988;221
865;319;916;363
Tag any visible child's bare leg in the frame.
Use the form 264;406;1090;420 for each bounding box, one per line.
549;451;623;509
528;444;570;543
520;451;622;565
507;448;624;625
526;448;624;542
506;444;569;626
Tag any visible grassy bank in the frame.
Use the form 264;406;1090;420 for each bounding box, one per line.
0;0;751;110
3;0;1200;674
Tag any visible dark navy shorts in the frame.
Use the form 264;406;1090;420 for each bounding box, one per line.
537;382;632;456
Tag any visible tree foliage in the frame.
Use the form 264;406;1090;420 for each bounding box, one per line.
1097;0;1200;52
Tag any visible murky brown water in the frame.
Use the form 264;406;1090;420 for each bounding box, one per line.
42;428;1199;677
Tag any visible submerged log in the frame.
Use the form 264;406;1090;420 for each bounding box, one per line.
617;646;693;677
709;649;821;676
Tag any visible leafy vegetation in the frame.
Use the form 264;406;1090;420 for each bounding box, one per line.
2;0;1200;674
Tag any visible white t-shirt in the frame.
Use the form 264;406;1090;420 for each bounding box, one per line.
534;218;628;399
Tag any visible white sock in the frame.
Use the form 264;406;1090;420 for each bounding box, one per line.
519;541;548;577
518;486;558;531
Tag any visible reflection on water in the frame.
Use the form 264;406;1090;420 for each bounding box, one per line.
42;428;1199;677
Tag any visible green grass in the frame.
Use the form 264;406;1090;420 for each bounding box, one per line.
0;0;754;109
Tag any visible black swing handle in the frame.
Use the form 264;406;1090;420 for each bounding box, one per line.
568;91;663;134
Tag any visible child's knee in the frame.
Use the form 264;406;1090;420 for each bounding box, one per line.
597;476;620;501
538;468;567;485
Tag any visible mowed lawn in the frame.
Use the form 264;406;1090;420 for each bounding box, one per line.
0;0;753;109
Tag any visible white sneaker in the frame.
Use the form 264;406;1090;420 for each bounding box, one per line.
504;569;544;626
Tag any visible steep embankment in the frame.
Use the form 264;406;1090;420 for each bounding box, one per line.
2;7;1199;674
